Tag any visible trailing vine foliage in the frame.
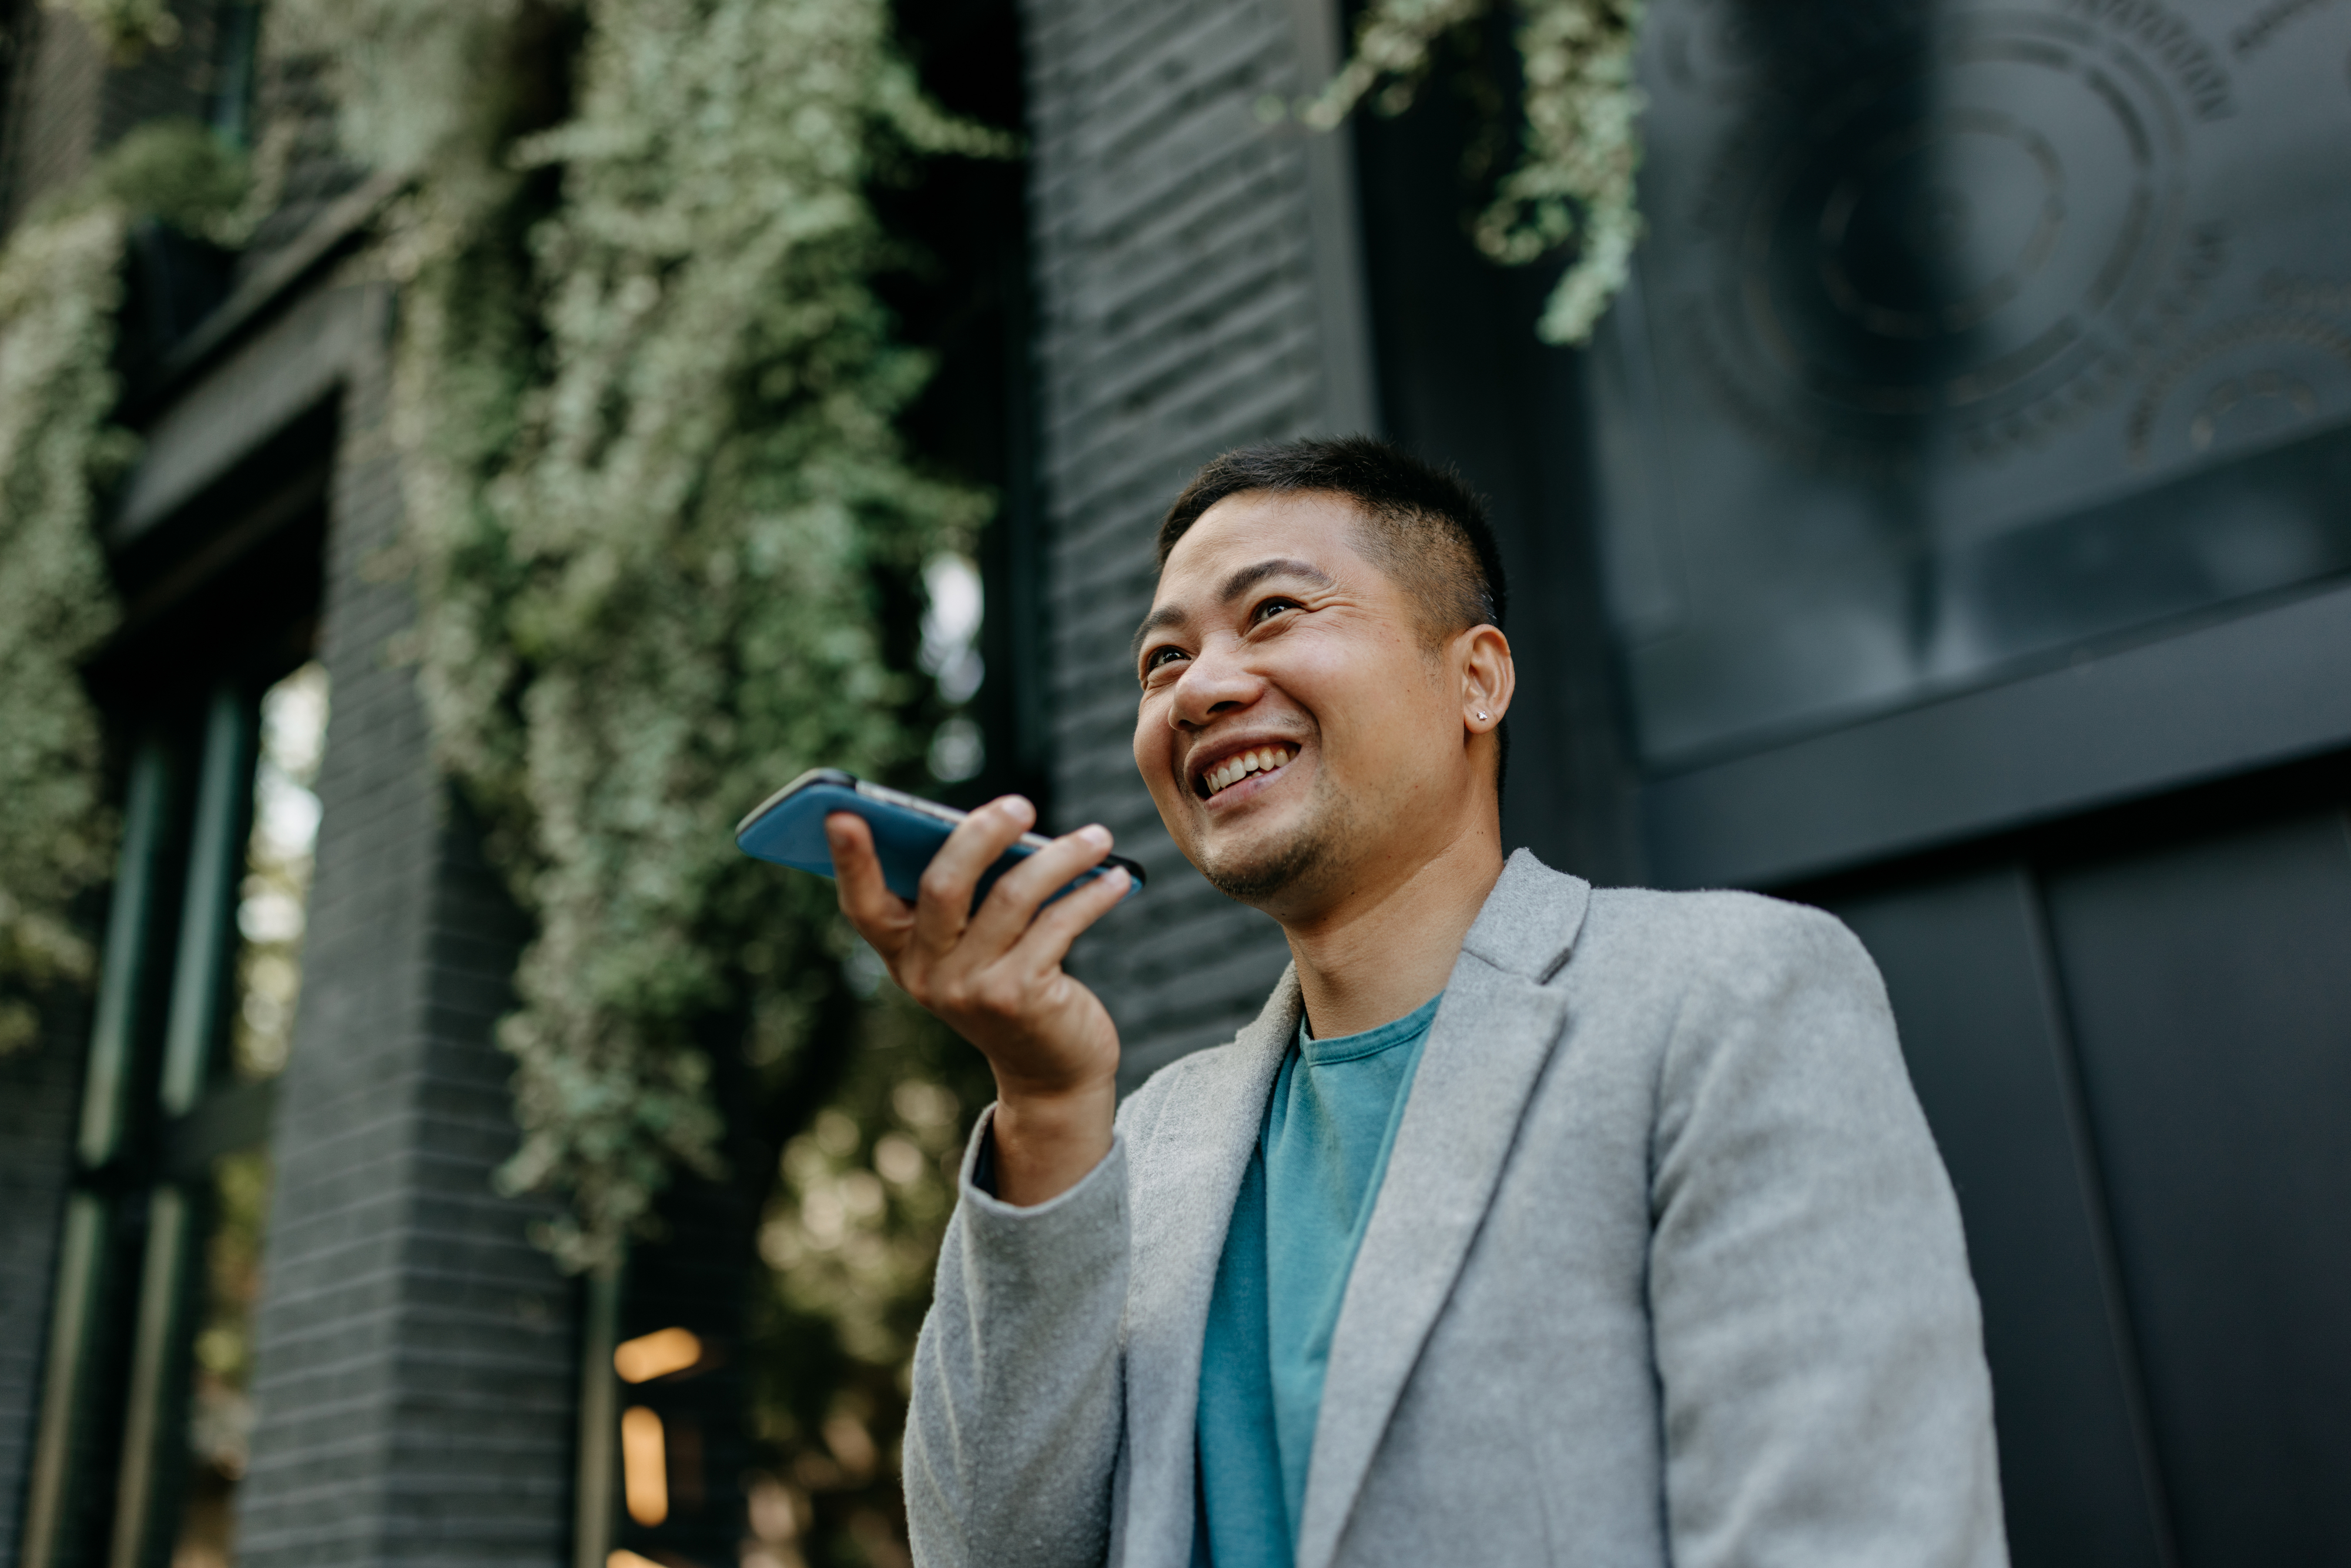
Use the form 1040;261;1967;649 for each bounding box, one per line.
6;0;1640;1279
1308;0;1647;343
0;204;125;1058
280;0;1003;1267
0;123;250;1057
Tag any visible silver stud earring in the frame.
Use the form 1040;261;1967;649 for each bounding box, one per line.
1476;711;1489;722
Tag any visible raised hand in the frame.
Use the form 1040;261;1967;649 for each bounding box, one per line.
828;796;1127;1204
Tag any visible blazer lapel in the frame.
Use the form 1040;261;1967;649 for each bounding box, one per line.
1292;853;1592;1568
1117;969;1301;1566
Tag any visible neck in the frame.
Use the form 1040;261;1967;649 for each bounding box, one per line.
1275;808;1505;1039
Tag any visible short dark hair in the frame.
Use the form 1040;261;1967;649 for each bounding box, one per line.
1156;437;1507;641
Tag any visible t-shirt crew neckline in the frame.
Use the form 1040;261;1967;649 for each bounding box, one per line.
1297;994;1442;1063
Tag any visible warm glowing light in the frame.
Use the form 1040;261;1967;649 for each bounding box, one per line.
613;1325;702;1383
620;1406;669;1526
608;1554;662;1568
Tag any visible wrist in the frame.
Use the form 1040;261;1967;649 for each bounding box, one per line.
989;1078;1115;1206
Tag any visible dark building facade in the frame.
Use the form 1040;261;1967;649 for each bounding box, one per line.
1025;3;2351;1567
5;0;2347;1564
0;4;584;1559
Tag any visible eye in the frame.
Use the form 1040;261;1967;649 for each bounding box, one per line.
1141;644;1188;678
1250;596;1301;627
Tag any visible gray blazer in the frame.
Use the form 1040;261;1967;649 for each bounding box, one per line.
906;851;2007;1568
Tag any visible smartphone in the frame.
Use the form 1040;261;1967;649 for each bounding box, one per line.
735;768;1146;907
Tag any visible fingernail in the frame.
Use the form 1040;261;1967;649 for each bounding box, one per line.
1079;824;1112;848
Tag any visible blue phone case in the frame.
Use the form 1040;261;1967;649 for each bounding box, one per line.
735;769;1146;906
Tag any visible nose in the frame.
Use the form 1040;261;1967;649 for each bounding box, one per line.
1168;637;1261;731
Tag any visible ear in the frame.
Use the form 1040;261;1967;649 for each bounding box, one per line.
1457;624;1515;735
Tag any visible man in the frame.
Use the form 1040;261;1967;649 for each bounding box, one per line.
827;438;2006;1568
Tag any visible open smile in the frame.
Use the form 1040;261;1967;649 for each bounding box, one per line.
1193;742;1298;802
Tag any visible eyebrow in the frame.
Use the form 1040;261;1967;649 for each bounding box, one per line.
1131;557;1338;661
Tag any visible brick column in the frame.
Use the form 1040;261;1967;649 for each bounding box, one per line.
1017;0;1372;1085
233;284;578;1568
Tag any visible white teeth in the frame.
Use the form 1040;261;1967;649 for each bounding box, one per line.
1204;746;1294;797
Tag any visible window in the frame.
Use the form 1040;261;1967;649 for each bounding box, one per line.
21;662;329;1568
1592;3;2351;763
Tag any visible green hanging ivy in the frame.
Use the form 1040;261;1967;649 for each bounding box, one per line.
0;200;126;1058
277;0;1007;1267
1312;0;1648;343
0;0;1651;1268
0;122;252;1057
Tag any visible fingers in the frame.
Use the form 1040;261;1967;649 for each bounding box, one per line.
960;822;1116;952
1003;861;1130;977
909;796;1036;960
826;813;914;950
832;798;1125;1031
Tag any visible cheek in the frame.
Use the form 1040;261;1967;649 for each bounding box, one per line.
1132;698;1174;785
1287;638;1446;756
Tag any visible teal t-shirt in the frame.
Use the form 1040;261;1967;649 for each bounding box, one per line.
1194;992;1442;1567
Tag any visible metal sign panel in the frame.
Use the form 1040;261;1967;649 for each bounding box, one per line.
1595;0;2351;764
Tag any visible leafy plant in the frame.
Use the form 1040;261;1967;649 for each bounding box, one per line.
5;0;1647;1275
0;122;250;1055
1308;0;1648;343
279;0;1003;1266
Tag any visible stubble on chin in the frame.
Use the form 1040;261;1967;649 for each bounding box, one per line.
1193;778;1355;905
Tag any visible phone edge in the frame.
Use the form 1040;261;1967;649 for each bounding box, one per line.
734;769;1145;891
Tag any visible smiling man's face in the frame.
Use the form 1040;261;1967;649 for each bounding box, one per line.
1131;489;1499;920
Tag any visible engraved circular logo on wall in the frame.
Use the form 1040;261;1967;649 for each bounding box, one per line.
1681;6;2221;467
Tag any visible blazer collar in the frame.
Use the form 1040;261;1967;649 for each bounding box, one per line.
1294;850;1592;1568
1118;968;1300;1566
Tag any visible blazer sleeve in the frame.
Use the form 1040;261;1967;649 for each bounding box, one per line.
904;1105;1128;1568
1646;897;2010;1568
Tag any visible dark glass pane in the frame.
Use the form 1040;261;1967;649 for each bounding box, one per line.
1593;0;2351;761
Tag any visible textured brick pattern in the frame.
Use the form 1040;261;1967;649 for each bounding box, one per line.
91;2;216;154
0;996;90;1560
233;48;367;284
232;286;577;1568
1017;0;1362;1088
1;6;103;225
0;1;222;232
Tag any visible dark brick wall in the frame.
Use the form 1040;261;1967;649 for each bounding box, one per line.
0;999;89;1561
1;6;103;223
233;45;365;282
1016;0;1368;1087
0;0;37;225
0;0;354;252
91;2;218;154
231;285;577;1568
0;1;226;231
